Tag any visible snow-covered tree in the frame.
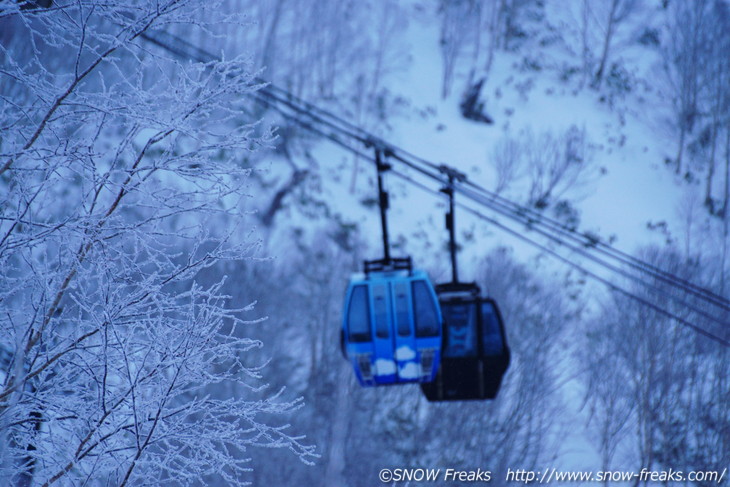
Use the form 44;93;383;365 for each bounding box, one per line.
583;246;729;480
585;0;640;88
0;1;315;485
490;126;594;212
661;0;730;211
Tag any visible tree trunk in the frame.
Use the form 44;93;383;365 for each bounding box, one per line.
676;123;686;176
594;0;619;87
261;0;286;80
722;128;730;218
705;119;718;211
581;0;591;87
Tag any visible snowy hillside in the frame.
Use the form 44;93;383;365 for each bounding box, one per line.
244;1;730;485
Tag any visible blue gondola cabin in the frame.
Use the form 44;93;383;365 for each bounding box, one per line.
342;269;442;386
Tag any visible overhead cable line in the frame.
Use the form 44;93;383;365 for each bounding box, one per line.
140;30;730;346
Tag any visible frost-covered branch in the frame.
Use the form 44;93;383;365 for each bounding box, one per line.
0;1;315;485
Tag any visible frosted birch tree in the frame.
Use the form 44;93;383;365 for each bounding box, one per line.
0;1;315;486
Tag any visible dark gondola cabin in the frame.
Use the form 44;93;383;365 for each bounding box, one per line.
421;282;510;401
342;263;442;387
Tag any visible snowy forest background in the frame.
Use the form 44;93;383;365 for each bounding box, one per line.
1;0;729;486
